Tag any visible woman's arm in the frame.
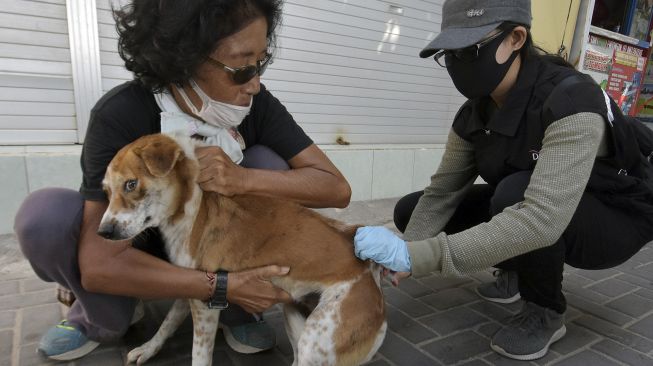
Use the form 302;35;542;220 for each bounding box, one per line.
195;144;351;208
403;128;479;241
245;144;351;208
78;200;209;299
407;112;606;276
79;200;291;312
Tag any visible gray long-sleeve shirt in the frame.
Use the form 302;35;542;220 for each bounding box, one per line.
405;112;607;277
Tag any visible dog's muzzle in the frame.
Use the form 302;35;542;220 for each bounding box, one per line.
97;221;119;240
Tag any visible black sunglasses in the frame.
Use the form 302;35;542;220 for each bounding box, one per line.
433;30;506;68
207;53;273;84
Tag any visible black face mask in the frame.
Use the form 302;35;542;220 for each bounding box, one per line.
446;31;519;99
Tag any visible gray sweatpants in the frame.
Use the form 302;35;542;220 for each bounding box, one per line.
14;145;289;342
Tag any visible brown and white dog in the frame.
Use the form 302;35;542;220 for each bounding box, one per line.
98;133;387;366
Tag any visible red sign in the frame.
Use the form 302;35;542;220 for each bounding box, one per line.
606;50;645;116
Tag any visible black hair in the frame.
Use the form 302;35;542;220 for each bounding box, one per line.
499;21;574;68
114;0;283;92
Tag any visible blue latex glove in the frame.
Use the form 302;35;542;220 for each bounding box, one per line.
354;226;411;272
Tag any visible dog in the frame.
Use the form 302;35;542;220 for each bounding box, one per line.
97;133;387;366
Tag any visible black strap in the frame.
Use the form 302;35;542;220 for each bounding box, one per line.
552;74;593;93
542;73;600;125
208;270;229;309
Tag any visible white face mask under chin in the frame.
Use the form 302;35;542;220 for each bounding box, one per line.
176;79;252;128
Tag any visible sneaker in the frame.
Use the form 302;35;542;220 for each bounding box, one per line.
476;270;521;304
220;320;276;354
38;320;99;361
490;302;566;360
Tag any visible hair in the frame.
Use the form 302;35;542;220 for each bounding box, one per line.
498;21;574;68
114;0;283;92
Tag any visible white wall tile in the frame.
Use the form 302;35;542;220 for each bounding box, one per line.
371;149;415;199
0;156;28;233
412;148;445;191
325;150;373;201
26;154;82;192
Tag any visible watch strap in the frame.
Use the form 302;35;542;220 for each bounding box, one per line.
207;270;229;309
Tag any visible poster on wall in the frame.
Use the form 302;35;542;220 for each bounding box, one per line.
584;33;648;116
582;43;612;89
605;50;645;115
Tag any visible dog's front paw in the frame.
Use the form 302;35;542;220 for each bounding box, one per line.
127;342;160;365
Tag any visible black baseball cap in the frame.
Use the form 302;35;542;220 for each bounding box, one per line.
420;0;532;58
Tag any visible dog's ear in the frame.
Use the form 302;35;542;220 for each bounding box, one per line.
136;139;183;177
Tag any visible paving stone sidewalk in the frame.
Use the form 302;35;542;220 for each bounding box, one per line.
2;198;653;365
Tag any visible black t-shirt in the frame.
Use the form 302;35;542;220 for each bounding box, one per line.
80;81;313;201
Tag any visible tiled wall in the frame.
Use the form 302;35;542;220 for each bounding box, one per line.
323;145;444;201
0;145;83;234
0;144;445;234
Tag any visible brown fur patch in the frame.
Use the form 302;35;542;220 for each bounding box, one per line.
194;194;368;284
334;273;385;365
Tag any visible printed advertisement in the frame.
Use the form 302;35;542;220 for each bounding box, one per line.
605;50;645;115
585;34;648;116
582;43;613;89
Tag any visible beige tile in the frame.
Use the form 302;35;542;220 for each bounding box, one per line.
325;150;373;201
371;149;414;199
26;154;82;192
0;156;28;234
412;148;445;191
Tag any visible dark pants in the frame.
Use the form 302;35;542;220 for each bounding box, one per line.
394;171;653;313
14;145;289;342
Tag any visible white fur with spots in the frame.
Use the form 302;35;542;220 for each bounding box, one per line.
296;281;353;366
189;299;221;366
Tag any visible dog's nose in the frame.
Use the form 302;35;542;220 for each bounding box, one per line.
97;223;116;240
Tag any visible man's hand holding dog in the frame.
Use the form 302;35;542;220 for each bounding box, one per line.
227;265;293;313
196;146;249;196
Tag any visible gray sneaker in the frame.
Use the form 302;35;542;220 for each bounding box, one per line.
476;270;521;304
490;302;566;360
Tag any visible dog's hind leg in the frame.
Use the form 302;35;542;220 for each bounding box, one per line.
297;274;386;366
295;283;352;366
127;299;190;365
283;303;307;366
189;299;221;366
331;273;386;366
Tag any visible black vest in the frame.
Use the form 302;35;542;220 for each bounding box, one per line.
452;56;653;215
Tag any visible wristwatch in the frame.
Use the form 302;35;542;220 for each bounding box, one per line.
207;270;229;309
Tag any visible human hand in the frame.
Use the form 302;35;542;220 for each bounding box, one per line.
195;146;249;196
354;226;412;273
226;265;292;313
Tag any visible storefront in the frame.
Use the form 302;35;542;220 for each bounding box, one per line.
569;0;653;120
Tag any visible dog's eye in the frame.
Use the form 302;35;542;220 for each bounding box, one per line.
124;179;138;192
